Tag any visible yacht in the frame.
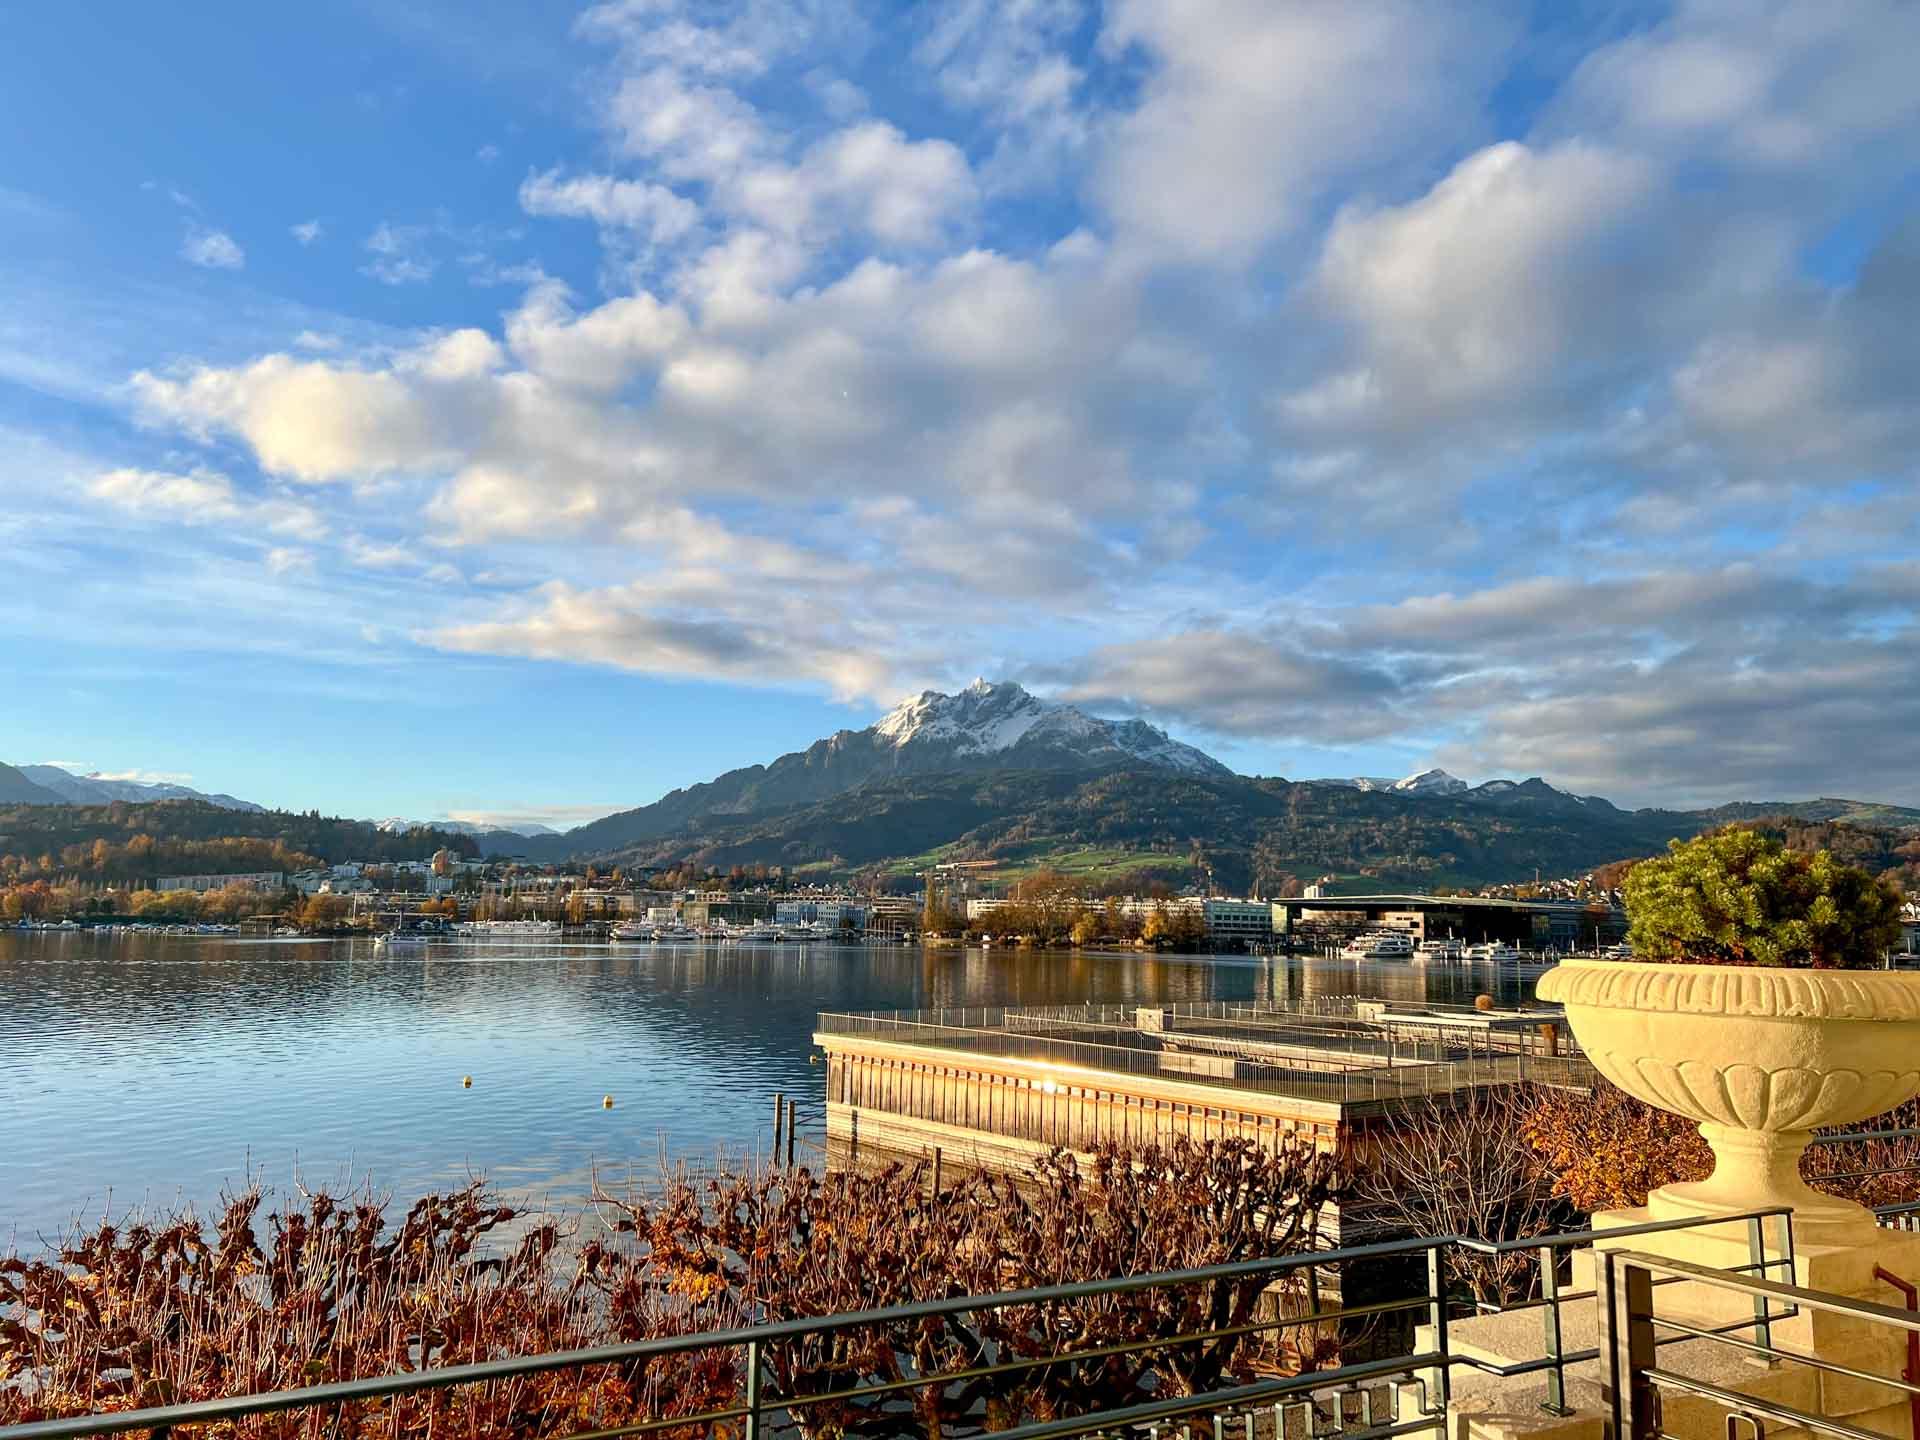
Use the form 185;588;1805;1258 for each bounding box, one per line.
1463;941;1523;963
1341;932;1416;961
730;922;781;943
610;919;654;942
1413;939;1463;963
653;923;699;943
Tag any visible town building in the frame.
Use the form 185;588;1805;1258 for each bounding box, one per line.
155;871;285;894
1273;892;1625;949
776;899;869;930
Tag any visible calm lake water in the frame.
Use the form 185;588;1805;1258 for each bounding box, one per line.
0;930;1542;1248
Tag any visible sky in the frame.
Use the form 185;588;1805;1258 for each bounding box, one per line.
3;0;1919;827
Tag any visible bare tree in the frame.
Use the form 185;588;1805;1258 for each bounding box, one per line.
1356;1085;1568;1307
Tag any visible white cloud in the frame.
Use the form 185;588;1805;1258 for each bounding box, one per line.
291;219;324;245
63;0;1920;807
475;144;501;164
131;355;449;483
87;467;326;539
518;168;700;247
505;280;689;392
915;0;1089;189
1094;0;1517;264
1549;0;1920;175
1276;140;1657;433
362;222;437;284
181;227;245;269
265;546;315;575
747;121;976;248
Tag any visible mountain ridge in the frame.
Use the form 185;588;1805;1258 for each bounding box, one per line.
14;764;264;812
551;680;1231;857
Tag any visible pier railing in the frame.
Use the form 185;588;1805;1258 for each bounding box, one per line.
816;1005;1595;1107
0;1210;1800;1440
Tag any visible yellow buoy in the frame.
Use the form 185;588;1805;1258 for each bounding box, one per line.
462;1075;473;1088
602;1094;615;1109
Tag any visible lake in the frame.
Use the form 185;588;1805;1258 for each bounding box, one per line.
0;930;1543;1248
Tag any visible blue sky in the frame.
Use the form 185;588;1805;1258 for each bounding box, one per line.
4;0;1919;826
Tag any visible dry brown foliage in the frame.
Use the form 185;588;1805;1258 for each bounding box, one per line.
2;1137;1347;1439
1522;1082;1920;1214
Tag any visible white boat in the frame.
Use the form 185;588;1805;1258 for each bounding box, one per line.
1414;939;1463;962
1341;932;1416;961
730;922;781;943
653;923;699;943
611;920;655;942
1463;942;1523;963
373;931;431;948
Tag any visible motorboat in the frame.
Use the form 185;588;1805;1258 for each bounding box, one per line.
1413;939;1463;962
1463;942;1523;963
653;923;699;943
729;922;781;943
611;920;655;941
1341;932;1416;961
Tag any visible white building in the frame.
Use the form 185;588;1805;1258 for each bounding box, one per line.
155;871;285;894
777;899;869;929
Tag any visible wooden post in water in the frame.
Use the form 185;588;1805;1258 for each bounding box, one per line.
772;1091;785;1166
785;1098;797;1168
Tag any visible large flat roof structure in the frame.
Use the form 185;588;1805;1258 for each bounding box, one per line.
814;999;1593;1182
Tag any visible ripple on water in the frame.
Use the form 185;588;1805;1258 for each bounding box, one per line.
0;931;1530;1244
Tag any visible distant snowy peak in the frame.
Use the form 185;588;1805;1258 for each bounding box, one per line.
872;680;1230;776
374;817;559;838
1391;768;1470;796
16;764;263;812
1320;768;1469;795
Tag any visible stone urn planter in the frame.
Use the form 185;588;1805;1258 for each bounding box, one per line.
1537;959;1920;1244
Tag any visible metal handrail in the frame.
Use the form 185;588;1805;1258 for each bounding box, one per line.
0;1231;1454;1440
1613;1250;1920;1332
1616;1245;1920;1440
0;1206;1801;1440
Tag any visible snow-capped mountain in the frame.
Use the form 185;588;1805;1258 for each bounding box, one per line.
1314;767;1470;796
554;679;1233;855
1387;768;1470;796
873;679;1229;776
14;764;263;811
374;817;560;838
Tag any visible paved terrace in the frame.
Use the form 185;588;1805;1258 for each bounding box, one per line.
815;999;1595;1110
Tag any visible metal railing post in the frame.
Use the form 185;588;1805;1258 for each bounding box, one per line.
1622;1260;1660;1440
1604;1250;1624;1435
1748;1214;1776;1362
744;1337;764;1440
1540;1244;1570;1415
1427;1245;1452;1416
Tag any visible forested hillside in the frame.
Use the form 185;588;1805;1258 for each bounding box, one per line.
592;768;1744;892
0;801;479;886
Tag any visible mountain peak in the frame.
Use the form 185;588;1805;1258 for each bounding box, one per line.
872;680;1227;775
1392;768;1469;796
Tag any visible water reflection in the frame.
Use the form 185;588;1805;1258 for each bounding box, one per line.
0;931;1538;1245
